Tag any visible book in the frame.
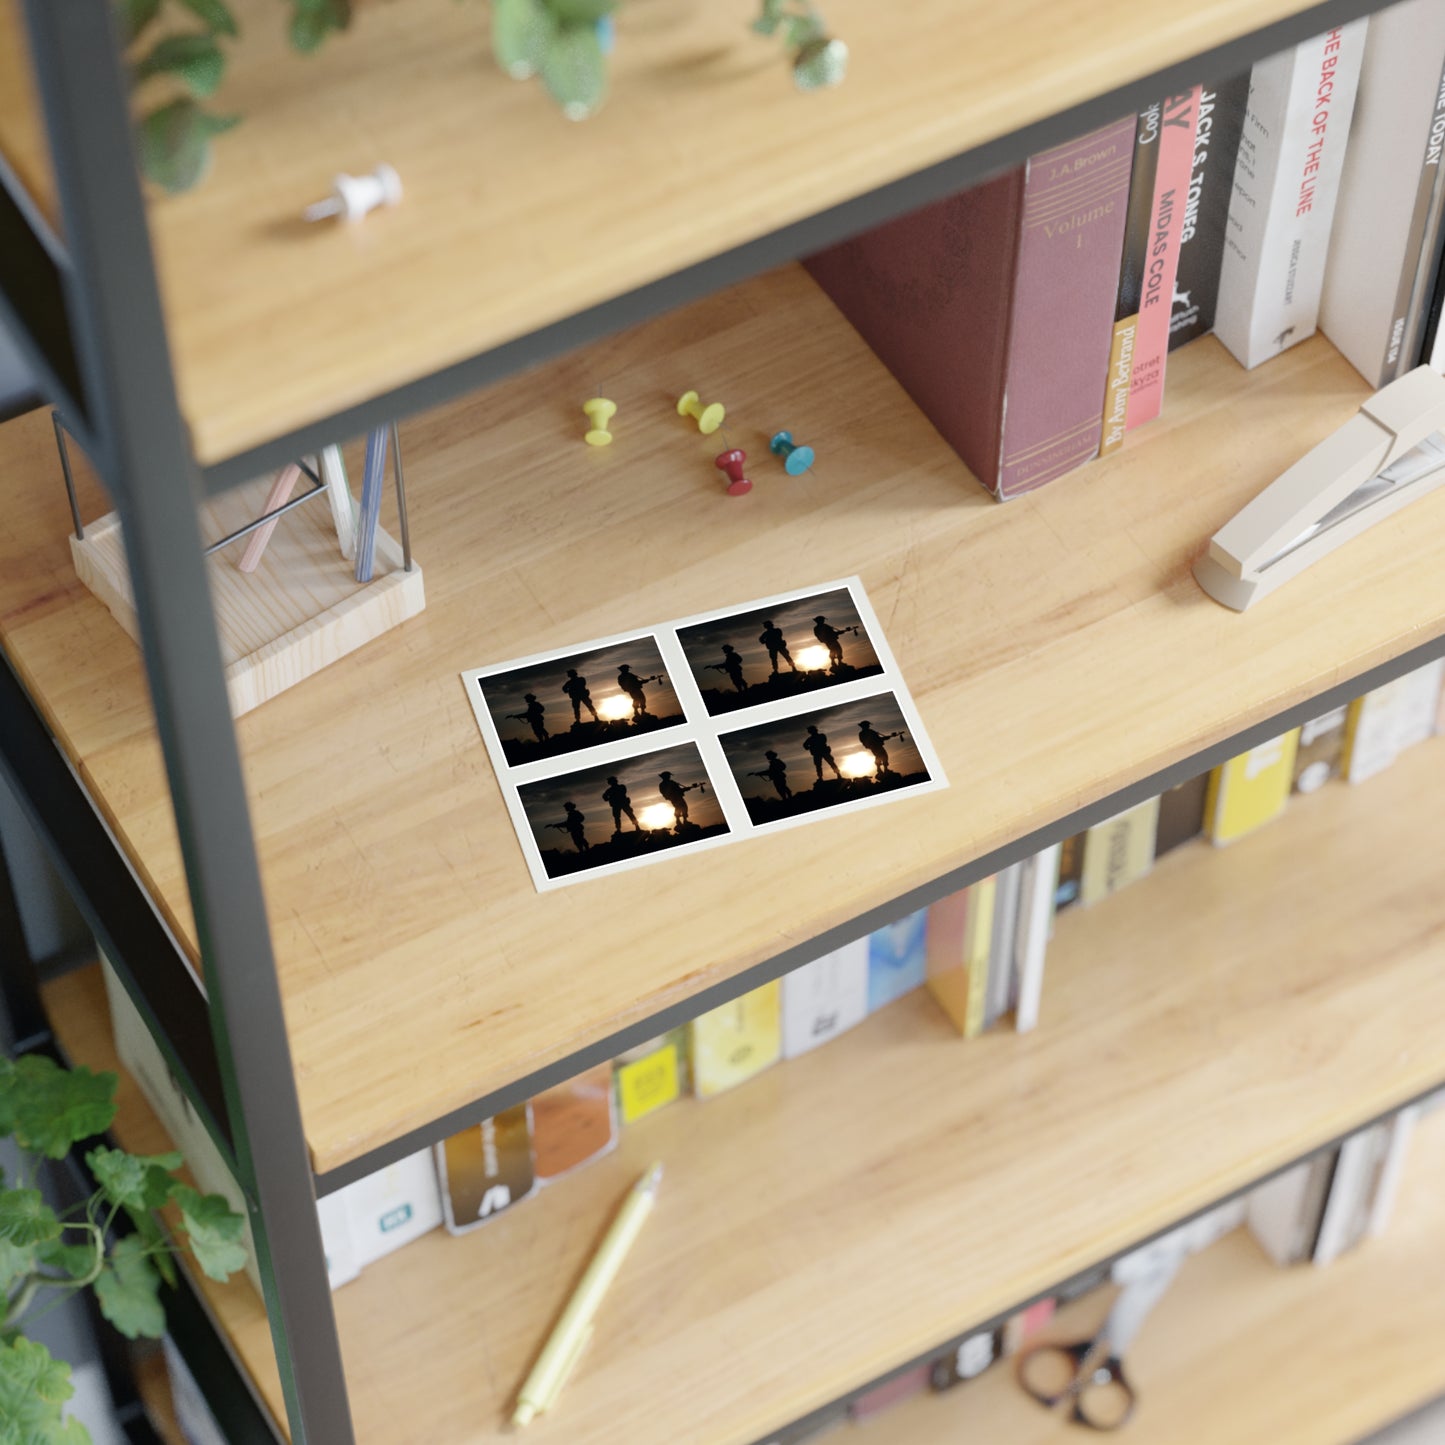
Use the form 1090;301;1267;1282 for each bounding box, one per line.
1169;73;1251;349
1153;773;1210;857
1078;796;1160;905
806;116;1135;498
1246;1151;1337;1264
1342;661;1445;782
347;1148;446;1262
690;981;782;1097
1320;0;1445;386
1054;832;1085;910
1124;87;1201;429
865;908;929;1012
1013;843;1061;1034
983;863;1023;1029
1312;1126;1384;1265
1214;22;1369;369
436;1106;534;1235
531;1063;617;1181
1100;103;1162;456
614;1029;689;1122
1367;1105;1422;1237
780;941;870;1058
929;1327;1000;1391
847;1364;930;1421
1204;730;1300;844
926;877;997;1037
999;1297;1057;1357
1292;705;1348;793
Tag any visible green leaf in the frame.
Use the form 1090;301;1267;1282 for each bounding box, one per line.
545;0;615;22
172;1185;247;1282
0;1236;35;1295
118;1207;176;1288
784;13;823;47
791;35;847;89
85;1146;181;1213
0;1056;18;1139
0;1190;61;1248
93;1236;165;1340
176;0;239;36
289;0;350;52
540;22;607;120
36;1236;101;1283
6;1057;116;1160
132;32;226;99
751;0;785;34
0;1336;89;1445
117;0;162;44
492;0;553;78
137;99;214;193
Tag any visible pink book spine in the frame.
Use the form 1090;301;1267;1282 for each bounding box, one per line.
1125;88;1201;430
997;117;1136;498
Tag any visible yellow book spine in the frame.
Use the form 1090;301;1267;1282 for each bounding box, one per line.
925;888;973;1033
614;1031;686;1124
962;877;997;1038
1098;317;1137;457
689;981;782;1098
1206;730;1300;845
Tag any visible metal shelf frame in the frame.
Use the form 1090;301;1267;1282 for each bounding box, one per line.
0;0;1430;1441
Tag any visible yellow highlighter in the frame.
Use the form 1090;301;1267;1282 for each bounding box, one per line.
512;1163;663;1428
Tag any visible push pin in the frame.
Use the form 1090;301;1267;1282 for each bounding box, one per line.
303;164;403;224
769;430;815;475
583;397;616;446
677;390;726;435
714;448;752;496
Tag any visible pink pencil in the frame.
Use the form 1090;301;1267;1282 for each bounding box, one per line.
237;463;302;574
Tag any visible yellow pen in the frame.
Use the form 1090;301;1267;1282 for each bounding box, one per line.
511;1162;663;1428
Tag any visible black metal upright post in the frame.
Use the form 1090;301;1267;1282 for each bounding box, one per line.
18;2;356;1440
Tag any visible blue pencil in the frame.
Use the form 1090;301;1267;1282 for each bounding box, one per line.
354;424;388;583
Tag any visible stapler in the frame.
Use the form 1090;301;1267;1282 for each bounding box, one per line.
1194;365;1445;610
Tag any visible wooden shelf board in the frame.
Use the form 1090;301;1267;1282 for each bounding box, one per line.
6;267;1445;1174
144;0;1339;466
44;737;1445;1444
853;1107;1445;1445
0;0;58;232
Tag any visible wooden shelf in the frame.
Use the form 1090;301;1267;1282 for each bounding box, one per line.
854;1107;1445;1445
5;265;1445;1174
44;734;1445;1444
130;0;1340;466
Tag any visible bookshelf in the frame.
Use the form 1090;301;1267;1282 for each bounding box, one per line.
43;734;1445;1442
852;1106;1445;1445
6;0;1445;1440
6;268;1445;1176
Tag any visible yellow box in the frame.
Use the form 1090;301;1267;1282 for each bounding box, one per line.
1205;730;1300;845
614;1031;686;1124
689;981;782;1098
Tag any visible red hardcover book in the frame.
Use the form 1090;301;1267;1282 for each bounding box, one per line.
1125;88;1201;430
805;117;1135;499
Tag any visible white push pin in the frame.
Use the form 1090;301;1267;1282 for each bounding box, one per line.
303;164;402;224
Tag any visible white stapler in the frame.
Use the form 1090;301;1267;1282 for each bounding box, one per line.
1194;365;1445;610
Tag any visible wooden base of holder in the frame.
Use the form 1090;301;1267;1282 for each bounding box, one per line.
70;477;424;717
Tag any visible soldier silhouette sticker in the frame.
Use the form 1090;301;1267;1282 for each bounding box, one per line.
476;636;685;767
719;692;931;827
517;743;729;880
675;586;883;717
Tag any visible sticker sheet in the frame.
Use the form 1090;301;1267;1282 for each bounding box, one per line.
461;577;946;891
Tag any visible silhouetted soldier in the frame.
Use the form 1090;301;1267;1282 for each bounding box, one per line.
758;619;797;675
750;749;792;800
802;724;841;783
617;664;664;721
658;770;701;830
507;693;549;743
601;776;641;834
813;615;858;672
858;720;902;776
705;644;747;694
545;801;590;853
562;668;599;725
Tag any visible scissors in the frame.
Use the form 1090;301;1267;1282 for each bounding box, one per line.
1016;1243;1184;1430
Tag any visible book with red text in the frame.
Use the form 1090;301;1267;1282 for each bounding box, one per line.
1215;22;1369;369
806;117;1134;499
1125;87;1201;429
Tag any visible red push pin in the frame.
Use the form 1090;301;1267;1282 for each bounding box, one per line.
714;447;752;496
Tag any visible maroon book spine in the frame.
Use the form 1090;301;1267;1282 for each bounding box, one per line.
806;116;1135;499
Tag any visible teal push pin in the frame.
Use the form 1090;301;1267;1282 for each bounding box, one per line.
769;430;815;475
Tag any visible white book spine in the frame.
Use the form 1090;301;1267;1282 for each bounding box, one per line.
1012;844;1061;1034
1319;0;1445;386
1216;21;1368;369
1312;1128;1376;1265
984;862;1023;1028
1367;1105;1421;1237
780;940;870;1058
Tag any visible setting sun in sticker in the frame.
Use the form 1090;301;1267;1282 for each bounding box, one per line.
840;752;875;779
795;645;830;671
597;694;633;721
641;803;676;829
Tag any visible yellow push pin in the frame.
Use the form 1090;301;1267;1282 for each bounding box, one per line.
676;389;725;435
583;397;616;447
